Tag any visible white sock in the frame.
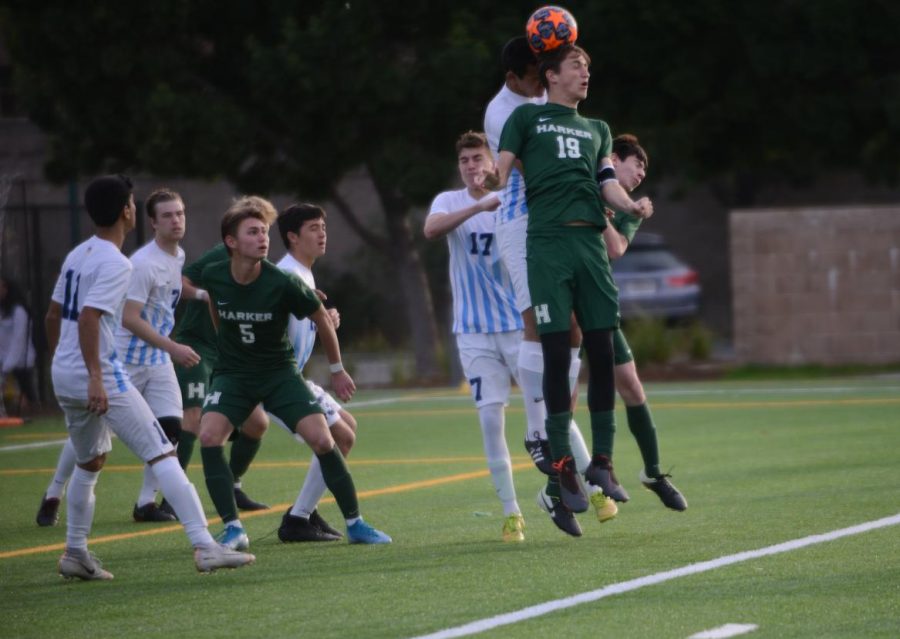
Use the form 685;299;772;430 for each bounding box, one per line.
136;464;157;506
569;419;592;474
478;404;519;516
47;438;77;499
290;455;325;519
233;480;242;490
151;456;215;548
516;340;547;440
569;349;582;396
66;466;99;551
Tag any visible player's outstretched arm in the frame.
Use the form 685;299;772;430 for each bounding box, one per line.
482;151;516;191
310;306;356;402
122;300;200;367
77;306;109;415
423;197;500;240
181;276;208;303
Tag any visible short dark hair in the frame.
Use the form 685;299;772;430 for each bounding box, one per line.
84;174;133;227
277;203;327;250
538;44;591;89
455;130;490;156
145;189;182;220
501;36;537;78
613;134;649;168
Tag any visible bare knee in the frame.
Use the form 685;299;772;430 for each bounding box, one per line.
181;407;202;435
332;420;356;456
242;406;269;439
198;413;235;447
615;363;646;405
295;415;334;455
78;453;107;473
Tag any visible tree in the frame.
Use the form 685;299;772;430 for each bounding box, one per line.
1;1;531;379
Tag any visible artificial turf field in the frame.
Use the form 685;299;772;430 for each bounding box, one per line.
1;376;898;639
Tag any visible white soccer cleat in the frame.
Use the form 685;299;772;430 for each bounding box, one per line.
58;549;114;581
194;543;256;573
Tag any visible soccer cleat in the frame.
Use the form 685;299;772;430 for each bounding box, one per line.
524;438;553;475
346;519;392;544
215;524;250;551
501;513;525;542
36;494;61;527
551;456;589;513
536;486;582;537
589;489;618;523
58;549;114;581
158;498;178;520
194;544;256;573
309;509;343;538
640;469;688;511
133;502;178;523
278;508;342;542
585;455;630;503
233;488;269;511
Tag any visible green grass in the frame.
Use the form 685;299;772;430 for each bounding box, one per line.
2;377;899;638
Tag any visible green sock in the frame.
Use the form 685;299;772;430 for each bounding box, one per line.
590;410;616;458
546;412;573;462
317;446;359;520
627;403;661;477
545;475;561;500
229;432;262;481
200;446;238;524
177;430;197;470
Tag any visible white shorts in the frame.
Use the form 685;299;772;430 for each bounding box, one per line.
57;385;175;465
267;379;342;443
496;215;531;313
125;362;183;419
456;331;523;408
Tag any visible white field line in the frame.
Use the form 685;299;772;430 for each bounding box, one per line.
408;513;900;639
689;623;759;638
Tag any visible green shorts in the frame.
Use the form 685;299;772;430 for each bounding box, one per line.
175;340;218;409
613;328;634;366
526;228;619;335
202;366;324;431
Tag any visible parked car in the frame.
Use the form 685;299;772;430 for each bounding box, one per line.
611;232;701;320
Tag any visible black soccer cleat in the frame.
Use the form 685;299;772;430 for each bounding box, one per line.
158;498;178;520
537;486;582;537
640;470;688;511
585;455;630;503
551;455;589;513
234;488;269;511
309;509;343;538
36;494;61;527
278;508;342;542
524;438;554;475
133;502;178;523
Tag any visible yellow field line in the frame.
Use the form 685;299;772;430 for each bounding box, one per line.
354;397;900;418
0;462;533;560
0;456;526;477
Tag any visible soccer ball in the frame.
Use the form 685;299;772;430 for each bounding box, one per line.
525;6;578;54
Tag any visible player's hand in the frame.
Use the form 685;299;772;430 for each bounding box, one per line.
314;289;328;302
632;197;654;219
481;167;501;191
331;370;356;402
327;307;341;330
87;377;108;415
170;343;201;368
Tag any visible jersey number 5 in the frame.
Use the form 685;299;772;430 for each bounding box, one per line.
239;323;256;344
556;135;581;159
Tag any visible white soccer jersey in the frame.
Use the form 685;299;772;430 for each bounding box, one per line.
484;84;546;225
114;240;185;366
51;236;133;399
428;188;522;335
276;252;317;370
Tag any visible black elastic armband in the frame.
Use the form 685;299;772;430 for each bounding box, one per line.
596;166;618;185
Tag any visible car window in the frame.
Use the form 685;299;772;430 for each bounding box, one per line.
613;249;684;273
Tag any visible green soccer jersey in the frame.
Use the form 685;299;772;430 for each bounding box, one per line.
610;208;642;243
174;243;229;349
200;258;321;375
499;102;612;234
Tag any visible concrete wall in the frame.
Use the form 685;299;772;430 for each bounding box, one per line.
730;206;900;365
